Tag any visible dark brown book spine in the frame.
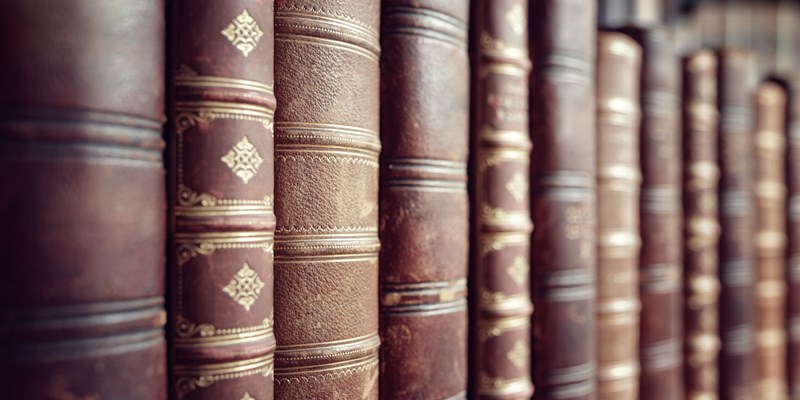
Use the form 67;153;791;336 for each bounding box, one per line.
0;2;167;398
380;1;469;398
530;1;597;399
682;49;722;400
168;2;276;399
717;49;757;400
787;77;800;400
595;31;643;400
754;81;789;400
470;0;534;398
624;27;684;400
273;1;381;398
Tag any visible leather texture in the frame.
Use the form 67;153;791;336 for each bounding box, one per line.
785;76;800;400
168;1;276;399
379;1;469;398
595;31;642;400
716;49;757;400
0;1;167;398
529;1;597;399
623;26;684;400
681;49;722;400
754;81;789;400
273;1;381;398
470;0;534;398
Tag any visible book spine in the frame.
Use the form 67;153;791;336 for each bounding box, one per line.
273;1;381;398
0;2;167;398
787;77;800;400
630;27;684;400
379;1;469;398
470;0;534;398
530;1;597;399
595;31;643;400
168;2;276;399
754;81;789;400
681;49;722;400
717;49;757;400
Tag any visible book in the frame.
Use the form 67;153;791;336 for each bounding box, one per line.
681;49;722;400
785;76;800;400
168;1;276;399
717;48;757;400
623;26;684;400
379;1;470;398
0;1;168;398
530;0;597;398
272;0;381;397
595;30;643;400
754;80;789;400
470;0;534;398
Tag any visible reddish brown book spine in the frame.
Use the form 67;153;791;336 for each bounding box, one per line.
470;0;534;398
273;1;381;398
682;49;722;400
717;49;756;400
380;1;469;398
623;26;684;400
530;1;597;399
0;1;167;398
787;76;800;400
595;31;642;400
168;2;276;399
754;81;789;400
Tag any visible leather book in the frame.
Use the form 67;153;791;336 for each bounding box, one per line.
754;81;789;400
716;49;757;400
785;76;800;400
595;31;643;400
0;1;167;398
597;0;661;29
681;49;722;400
380;1;469;398
273;1;381;398
529;1;597;399
470;0;534;398
168;1;276;399
622;26;684;400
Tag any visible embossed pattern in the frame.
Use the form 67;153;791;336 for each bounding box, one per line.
221;9;264;57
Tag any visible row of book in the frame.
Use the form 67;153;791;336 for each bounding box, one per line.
2;0;800;399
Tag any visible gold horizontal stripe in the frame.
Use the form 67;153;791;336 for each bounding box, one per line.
174;231;272;242
174;353;273;375
176;329;274;348
176;75;274;94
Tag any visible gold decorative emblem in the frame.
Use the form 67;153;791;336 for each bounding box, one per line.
505;172;528;203
507;340;529;368
507;256;527;286
221;136;263;184
221;9;263;57
505;3;525;34
223;263;265;311
241;393;255;400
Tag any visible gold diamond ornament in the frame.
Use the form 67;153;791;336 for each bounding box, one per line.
221;136;263;184
223;263;265;311
507;340;529;368
506;256;527;286
505;172;528;203
221;9;264;57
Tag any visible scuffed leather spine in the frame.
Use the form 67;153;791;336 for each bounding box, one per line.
717;49;756;400
168;1;276;399
529;1;597;399
754;81;789;400
595;32;642;400
787;77;800;400
624;27;684;400
0;2;167;398
470;0;534;398
273;1;381;398
681;50;721;400
379;1;469;398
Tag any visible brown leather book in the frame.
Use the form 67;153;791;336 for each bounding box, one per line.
168;2;276;399
754;81;789;400
785;77;800;400
622;26;684;400
272;1;381;398
717;48;757;400
597;0;661;29
380;1;469;398
530;1;597;399
470;0;534;398
0;2;167;398
681;49;722;400
595;31;643;400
